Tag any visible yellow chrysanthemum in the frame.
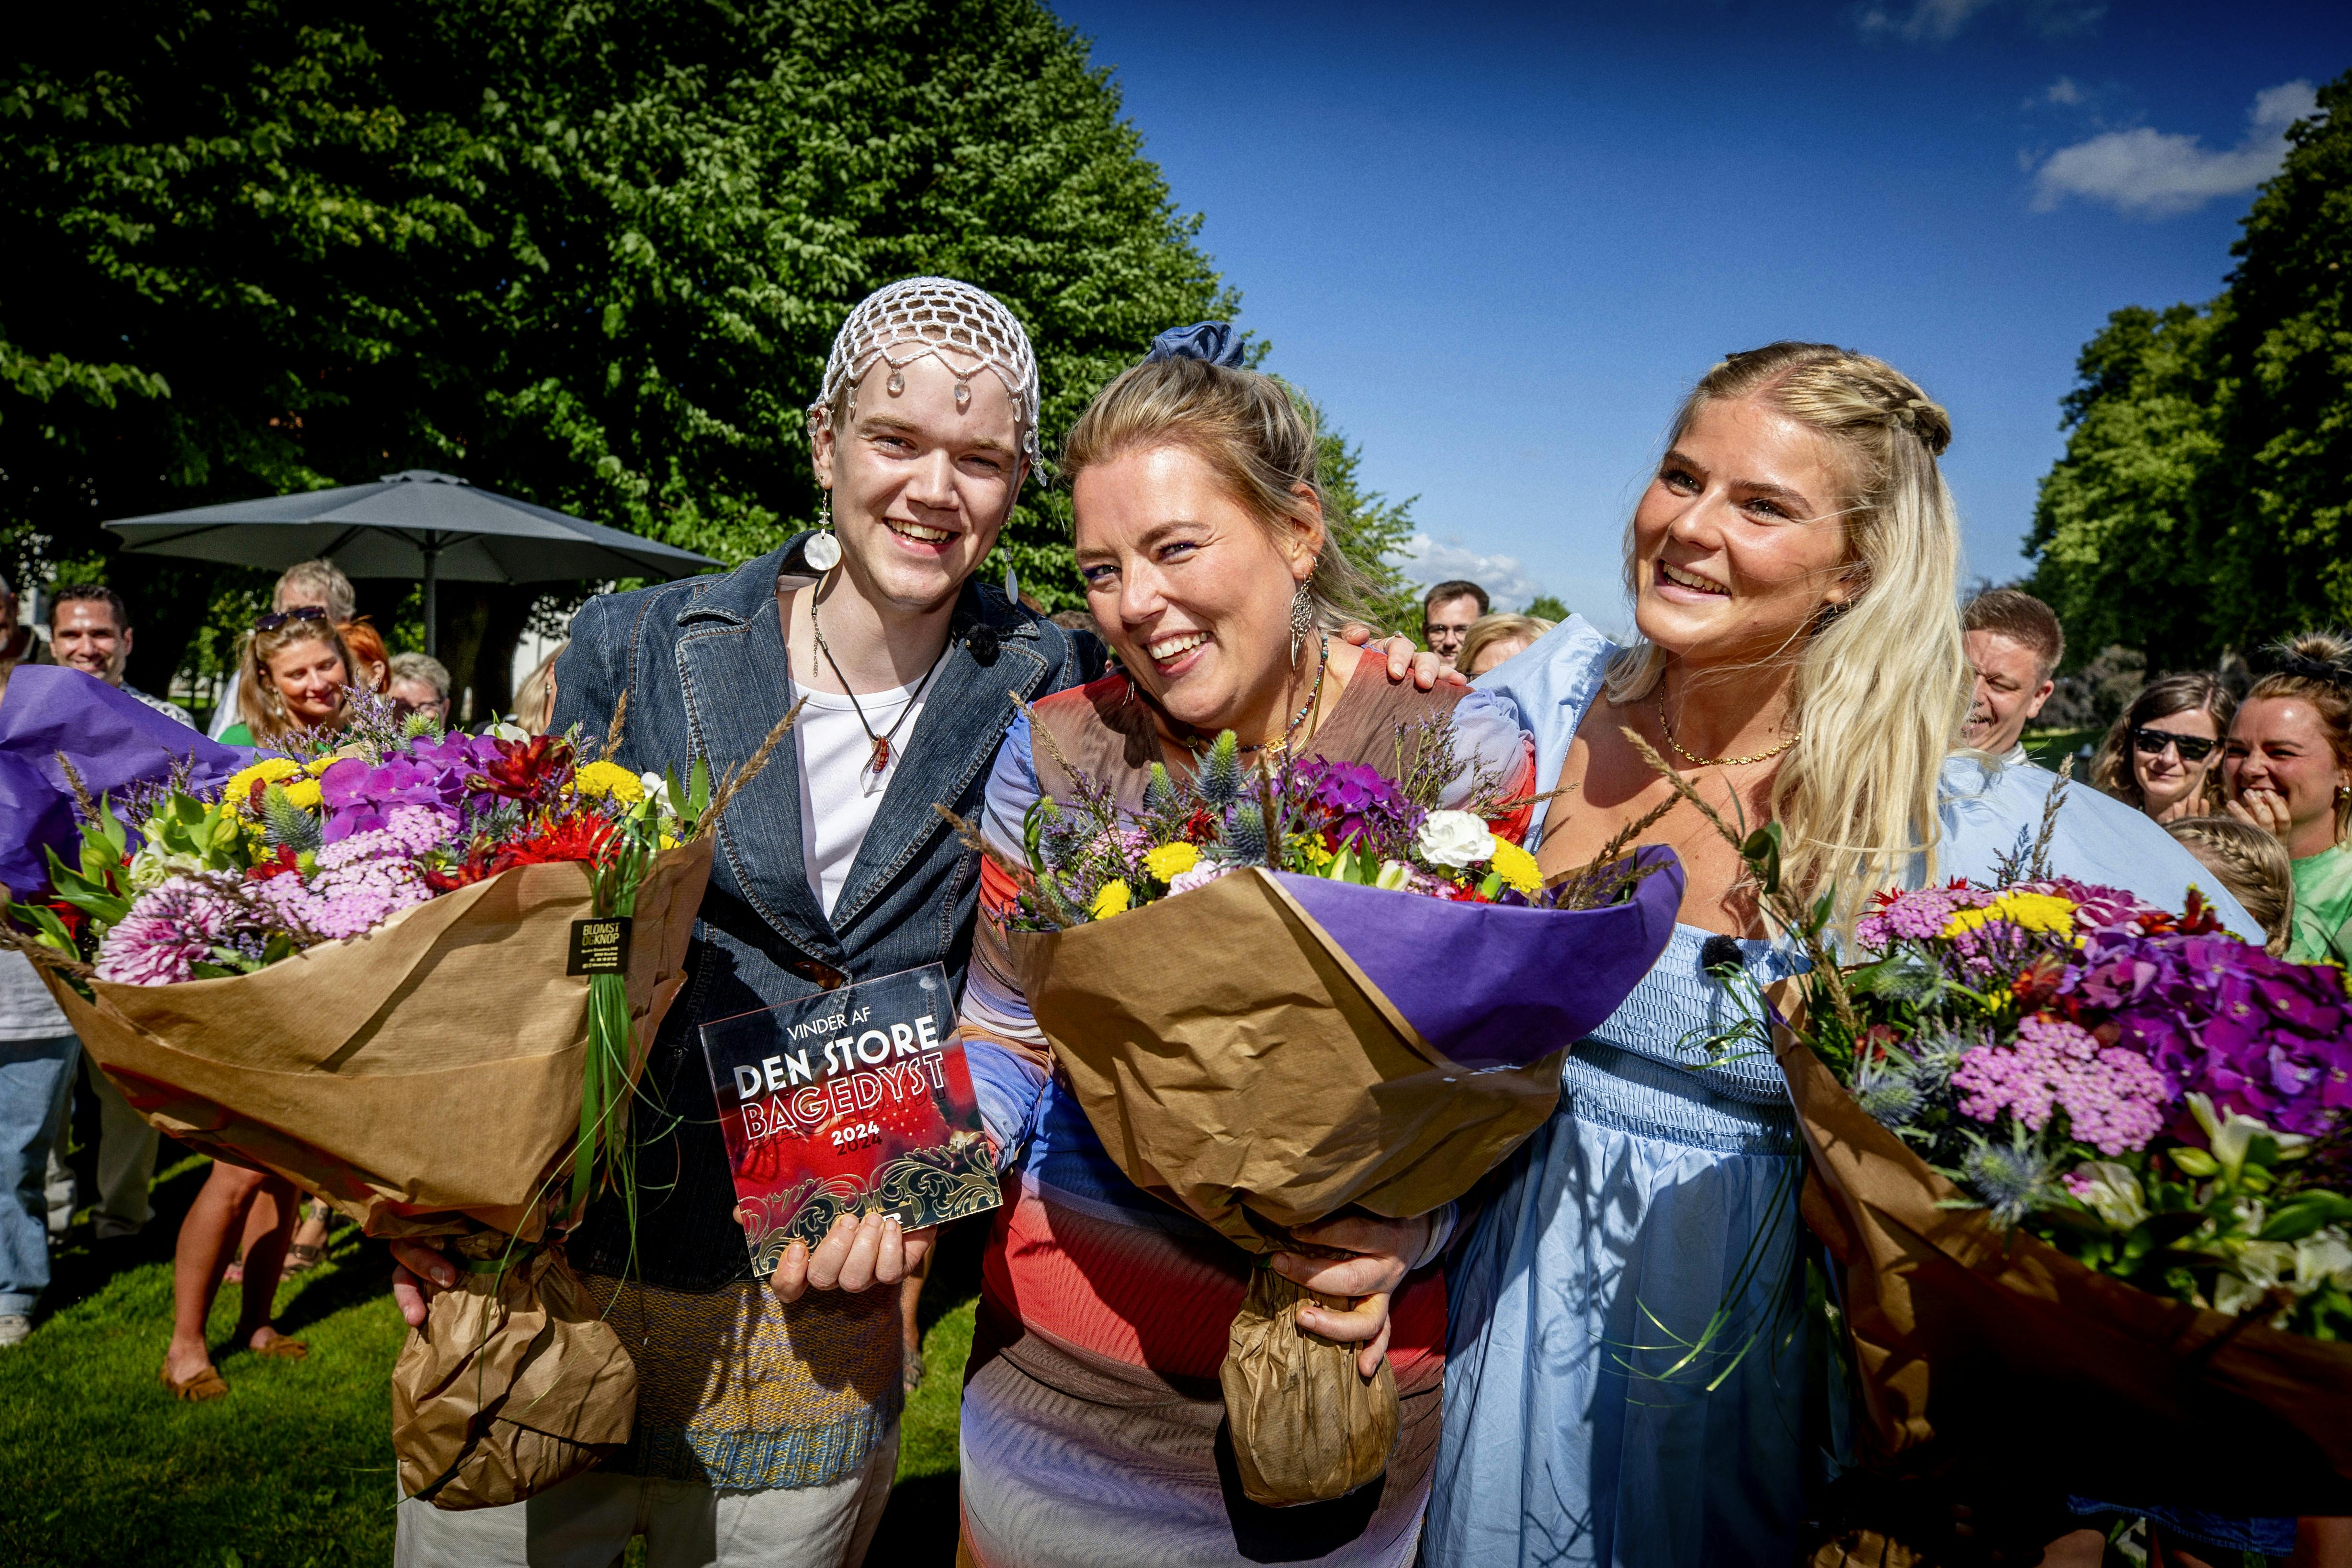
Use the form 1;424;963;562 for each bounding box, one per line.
1942;890;2077;943
1143;841;1199;882
224;757;304;808
571;760;645;803
278;778;324;812
1488;839;1542;896
305;755;341;777
1091;880;1132;920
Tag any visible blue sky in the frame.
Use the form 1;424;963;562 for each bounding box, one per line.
1049;0;2348;633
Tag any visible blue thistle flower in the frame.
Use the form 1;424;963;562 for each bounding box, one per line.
1225;801;1268;865
1958;1127;2060;1228
1199;732;1243;808
1142;763;1179;815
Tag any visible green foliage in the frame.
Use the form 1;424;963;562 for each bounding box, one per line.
2027;69;2352;662
2;0;1238;669
1525;593;1571;624
1312;416;1421;633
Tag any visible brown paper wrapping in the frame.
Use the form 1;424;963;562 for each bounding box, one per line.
1779;1024;2352;1516
391;1241;638;1509
1007;867;1563;1506
37;839;711;1508
1221;1267;1401;1507
1007;867;1565;1252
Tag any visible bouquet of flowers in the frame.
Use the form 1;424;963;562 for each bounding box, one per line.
1658;754;2352;1517
1;683;786;1511
985;719;1684;1507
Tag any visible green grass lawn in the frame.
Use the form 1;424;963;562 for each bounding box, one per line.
0;1150;981;1567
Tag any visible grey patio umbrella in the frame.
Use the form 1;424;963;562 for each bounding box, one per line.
105;469;720;654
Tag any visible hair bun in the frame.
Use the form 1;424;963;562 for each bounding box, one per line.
2274;631;2352;687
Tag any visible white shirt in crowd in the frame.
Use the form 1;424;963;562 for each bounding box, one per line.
792;666;936;920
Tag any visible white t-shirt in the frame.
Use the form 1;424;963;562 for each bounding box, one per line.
794;672;933;919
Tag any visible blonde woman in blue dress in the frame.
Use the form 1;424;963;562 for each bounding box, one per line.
1425;342;2258;1567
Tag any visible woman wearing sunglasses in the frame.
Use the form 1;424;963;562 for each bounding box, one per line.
2089;673;2233;823
218;608;355;748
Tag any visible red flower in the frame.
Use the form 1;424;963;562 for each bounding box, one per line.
246;846;303;881
424;812;616;894
474;736;576;805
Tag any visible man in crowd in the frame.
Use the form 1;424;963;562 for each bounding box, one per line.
207;558;356;739
1961;587;2065;768
0;574;81;1347
49;584;195;729
1422;578;1490;671
37;585;172;1241
385;652;452;726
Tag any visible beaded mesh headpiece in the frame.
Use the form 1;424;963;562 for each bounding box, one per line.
808;276;1041;468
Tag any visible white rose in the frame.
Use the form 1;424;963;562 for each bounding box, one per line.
1414;810;1495;869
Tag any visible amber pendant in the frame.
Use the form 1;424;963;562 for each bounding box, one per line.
869;738;891;775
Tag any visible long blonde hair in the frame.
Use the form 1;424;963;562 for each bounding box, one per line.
1604;342;1969;923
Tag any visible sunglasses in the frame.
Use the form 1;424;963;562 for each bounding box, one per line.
2131;726;2217;763
253;605;333;632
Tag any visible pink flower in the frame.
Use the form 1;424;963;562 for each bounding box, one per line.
1952;1013;2168;1157
95;878;240;986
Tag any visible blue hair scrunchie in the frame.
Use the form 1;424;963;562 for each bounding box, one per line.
1144;321;1246;368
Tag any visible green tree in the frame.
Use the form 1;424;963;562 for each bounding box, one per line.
1525;593;1570;623
2027;69;2352;663
1314;418;1420;635
3;0;1235;710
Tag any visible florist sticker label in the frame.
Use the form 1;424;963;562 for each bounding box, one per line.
566;917;632;976
697;962;1000;1275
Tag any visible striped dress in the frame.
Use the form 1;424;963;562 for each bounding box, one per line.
956;669;1533;1568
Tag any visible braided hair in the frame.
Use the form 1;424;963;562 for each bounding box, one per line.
2165;814;2295;955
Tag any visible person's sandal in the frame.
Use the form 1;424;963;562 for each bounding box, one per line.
903;1347;926;1393
281;1241;326;1275
250;1336;309;1360
160;1364;229;1401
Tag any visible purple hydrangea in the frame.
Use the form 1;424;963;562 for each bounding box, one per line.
1951;1013;2168;1157
317;733;507;844
1294;758;1421;857
2061;929;2352;1139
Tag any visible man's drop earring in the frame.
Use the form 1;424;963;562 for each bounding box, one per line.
805;487;841;571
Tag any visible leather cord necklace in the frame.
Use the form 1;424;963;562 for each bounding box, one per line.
808;574;944;776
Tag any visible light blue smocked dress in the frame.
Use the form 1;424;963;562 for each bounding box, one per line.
1425;618;2259;1568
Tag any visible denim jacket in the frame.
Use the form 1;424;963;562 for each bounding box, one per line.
550;535;1102;1290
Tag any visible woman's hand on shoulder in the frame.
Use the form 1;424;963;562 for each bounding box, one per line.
768;1210;937;1304
1268;1212;1433;1378
1339;624;1466;692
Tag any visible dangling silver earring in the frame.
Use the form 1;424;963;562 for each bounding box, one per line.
1289;582;1314;664
805;487;841;571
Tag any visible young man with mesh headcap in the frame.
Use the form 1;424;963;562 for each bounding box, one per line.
387;279;1441;1565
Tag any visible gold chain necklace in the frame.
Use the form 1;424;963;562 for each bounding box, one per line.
1656;693;1799;768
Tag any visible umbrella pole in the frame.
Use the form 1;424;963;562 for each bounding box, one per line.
422;539;440;658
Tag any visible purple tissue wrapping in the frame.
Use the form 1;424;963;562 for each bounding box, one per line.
0;666;246;900
1272;844;1685;1069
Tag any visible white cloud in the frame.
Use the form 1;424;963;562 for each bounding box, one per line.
1858;0;2101;43
2035;76;2085;108
2030;80;2319;216
1391;534;1547;609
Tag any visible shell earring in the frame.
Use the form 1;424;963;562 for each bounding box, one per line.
1289;581;1314;664
805;488;842;572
